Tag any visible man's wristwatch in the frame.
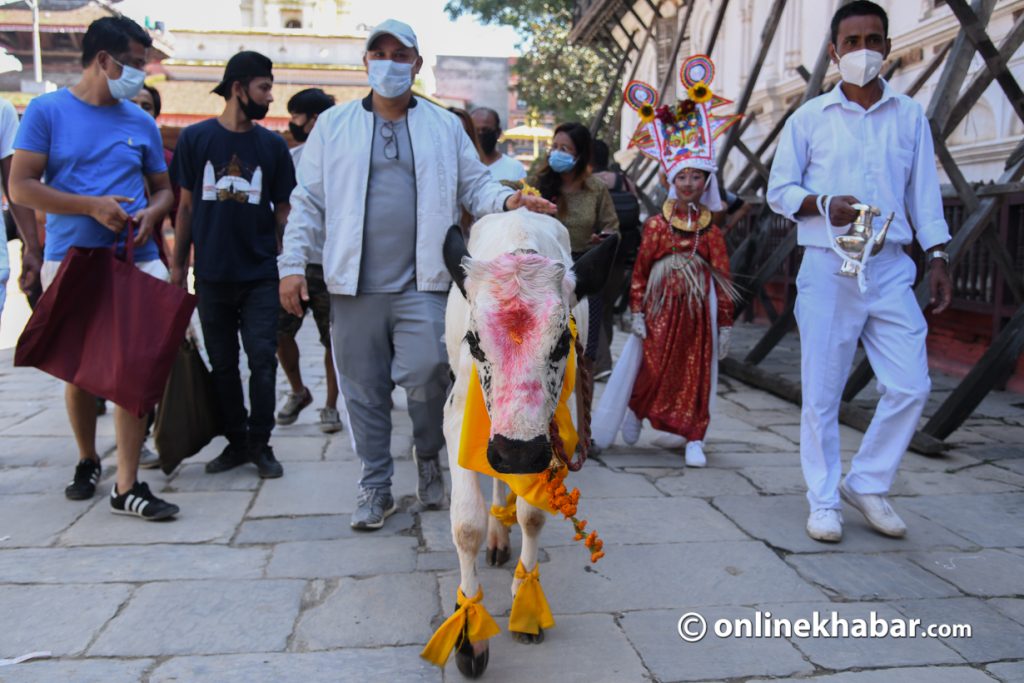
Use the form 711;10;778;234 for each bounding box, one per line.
927;249;950;265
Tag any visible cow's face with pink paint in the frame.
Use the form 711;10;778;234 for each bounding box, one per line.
462;252;575;474
444;223;619;475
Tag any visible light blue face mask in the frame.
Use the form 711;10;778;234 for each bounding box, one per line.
106;57;146;100
367;59;414;99
548;149;577;174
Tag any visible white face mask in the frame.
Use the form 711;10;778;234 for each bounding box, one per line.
367;59;414;98
838;49;884;87
106;56;146;100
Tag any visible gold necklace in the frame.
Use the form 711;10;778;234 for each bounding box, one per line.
663;200;711;232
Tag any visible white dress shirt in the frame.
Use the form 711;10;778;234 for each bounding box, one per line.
767;79;950;251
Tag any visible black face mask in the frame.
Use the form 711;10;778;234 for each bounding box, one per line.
289;121;309;143
478;129;499;155
238;93;269;121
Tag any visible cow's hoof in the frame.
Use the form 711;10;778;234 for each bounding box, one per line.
487;545;511;566
512;628;545;645
455;638;489;678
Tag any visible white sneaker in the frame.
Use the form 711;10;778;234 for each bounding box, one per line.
839;480;907;538
621;410;642;445
806;509;843;543
684;440;707;468
138;445;160;470
651;431;686;449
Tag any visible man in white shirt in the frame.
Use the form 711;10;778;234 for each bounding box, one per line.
470;107;526;182
767;0;952;544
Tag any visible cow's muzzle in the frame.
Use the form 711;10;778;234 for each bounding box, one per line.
487;434;550;474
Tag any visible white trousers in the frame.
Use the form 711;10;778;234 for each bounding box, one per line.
795;246;931;511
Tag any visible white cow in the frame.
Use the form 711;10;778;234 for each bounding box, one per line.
438;210;618;677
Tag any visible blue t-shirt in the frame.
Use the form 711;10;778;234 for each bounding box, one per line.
171;119;295;282
14;88;167;262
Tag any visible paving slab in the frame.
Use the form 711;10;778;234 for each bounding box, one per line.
758;601;964;669
544;496;748;546
652;468;760;497
291;573;438;650
89;580;305;656
786;553;962;600
234;512;414;544
889;469;1024;496
987;661;1024;683
713;494;977;554
59;491;252;546
899;493;1024;548
456;614;649;682
0;493;95;548
265;536;419;578
0;544;267;583
907;549;1024;597
746;666;996;683
892;597;1024;663
619;607;814;682
0;658;154;683
988;597;1024;627
161;461;262;492
0;583;133;657
739;466;808;495
534;541;825;614
149;648;440;683
565;462;663;497
0;465;80;495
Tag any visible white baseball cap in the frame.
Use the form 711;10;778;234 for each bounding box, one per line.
365;19;419;52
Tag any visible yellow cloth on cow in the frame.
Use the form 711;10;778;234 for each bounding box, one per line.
420;587;500;667
490;492;518;527
509;560;555;635
458;318;579;513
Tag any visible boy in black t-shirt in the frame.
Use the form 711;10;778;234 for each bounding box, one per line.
171;51;296;479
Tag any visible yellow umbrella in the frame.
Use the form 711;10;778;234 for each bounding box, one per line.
502;123;554;158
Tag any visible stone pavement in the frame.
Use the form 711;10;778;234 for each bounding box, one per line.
1;320;1023;683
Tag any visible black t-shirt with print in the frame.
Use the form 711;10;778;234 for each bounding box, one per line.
172;118;295;282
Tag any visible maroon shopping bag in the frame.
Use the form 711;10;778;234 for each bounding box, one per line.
14;221;197;418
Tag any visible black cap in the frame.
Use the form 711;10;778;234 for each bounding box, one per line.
212;51;273;97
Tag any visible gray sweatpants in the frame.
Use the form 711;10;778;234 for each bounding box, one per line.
330;289;449;493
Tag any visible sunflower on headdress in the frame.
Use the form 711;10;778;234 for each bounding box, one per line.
688;81;712;104
638;103;655;123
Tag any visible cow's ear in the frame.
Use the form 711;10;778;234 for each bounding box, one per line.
443;225;471;296
572;233;620;299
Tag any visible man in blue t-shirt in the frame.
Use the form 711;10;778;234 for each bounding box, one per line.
9;16;179;521
171;51;295;480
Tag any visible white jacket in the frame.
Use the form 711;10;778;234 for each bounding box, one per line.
278;94;514;294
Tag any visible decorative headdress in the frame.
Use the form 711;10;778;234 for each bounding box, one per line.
623;55;741;211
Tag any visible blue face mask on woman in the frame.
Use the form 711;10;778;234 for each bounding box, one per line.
548;149;577;173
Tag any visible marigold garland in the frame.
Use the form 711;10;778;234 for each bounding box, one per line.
521;182;541;197
541;464;604;563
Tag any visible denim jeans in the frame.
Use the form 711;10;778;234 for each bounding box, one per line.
196;278;279;446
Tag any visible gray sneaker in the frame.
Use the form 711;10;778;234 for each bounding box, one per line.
350;488;397;531
318;407;343;434
276;387;312;425
414;449;445;509
138;445;160;469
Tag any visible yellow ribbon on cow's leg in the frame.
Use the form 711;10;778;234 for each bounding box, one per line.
490;492;518;527
420;587;500;667
508;560;555;635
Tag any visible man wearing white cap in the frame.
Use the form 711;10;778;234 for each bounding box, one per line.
279;19;555;530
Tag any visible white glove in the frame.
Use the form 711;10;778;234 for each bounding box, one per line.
630;312;647;339
719;326;732;358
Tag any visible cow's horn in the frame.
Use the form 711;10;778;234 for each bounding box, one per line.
572;233;620;300
443;225;471;297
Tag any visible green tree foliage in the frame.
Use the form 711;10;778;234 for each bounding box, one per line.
445;0;616;129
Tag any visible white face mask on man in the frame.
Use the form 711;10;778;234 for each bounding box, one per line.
838;48;884;87
367;59;414;99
